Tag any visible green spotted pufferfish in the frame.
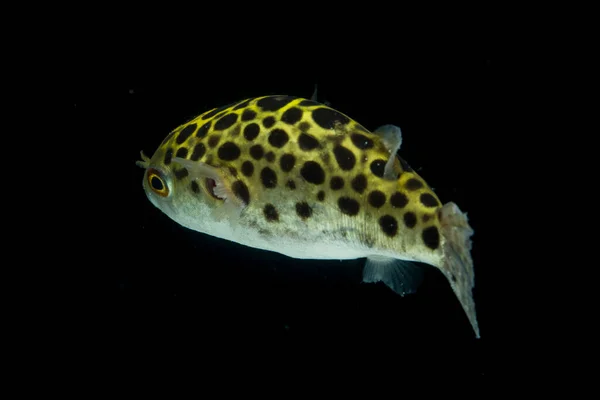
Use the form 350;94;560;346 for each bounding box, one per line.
137;94;480;338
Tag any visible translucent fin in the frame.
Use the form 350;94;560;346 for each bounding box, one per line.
311;84;318;101
135;151;151;169
172;157;247;221
438;202;480;338
373;125;403;180
362;256;424;296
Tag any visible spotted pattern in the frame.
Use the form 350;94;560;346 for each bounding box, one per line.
263;203;279;221
368;191;386;208
379;215;398;237
422;226;440;249
214;113;238;131
351;174;367;194
265;151;275;162
241;109;256;121
164;148;173;165
330;176;344;190
249;145;264;161
190;143;206;161
369;159;385;178
317;190;325;201
208;135;221;148
176;124;196;144
280;154;295;172
257;96;296;112
233;99;252;110
261;167;277;188
420;193;439;208
403;212;417;228
350;133;374;150
390;192;408;208
263;116;276;128
333;145;356;170
300;161;325;184
299;99;319;107
175;147;188;159
185;180;198;195
241;161;254;177
281;107;303;125
202;103;234;120
232;180;250;205
312;107;350;129
286;180;296;190
405;178;423;191
338;197;360;216
174;168;189;180
196;122;210;138
298;122;311;132
298;133;319;151
218;142;241;161
268;129;289;148
296;202;312;220
244;123;260;141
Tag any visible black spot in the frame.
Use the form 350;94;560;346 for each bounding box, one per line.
241;109;256;121
250;144;264;160
261;167;277;188
196;122;210;138
230;125;241;137
422;226;440;249
263;204;279;221
286;180;296;190
379;215;398;237
333;145;356;170
174;168;189;180
370;159;386;178
208;135;221;148
257;96;296;112
420;193;439;208
202;103;234;120
312;107;350;129
298;133;320;151
338;197;360;216
351;133;374;150
298;122;311;132
161;131;176;146
281;107;303;125
265;151;275;162
299;100;320;107
403;212;417;228
422;214;432;222
217;142;241;161
231;181;250;206
233;98;252;110
176;124;196;144
390;192;409;208
368;191;386;208
317;190;325;201
214;113;238;131
280;154;295;172
405;178;423;191
190;180;200;193
228;167;238;178
263;116;276;128
351;174;367;194
175;147;188;159
398;156;413;172
268;128;289;148
300;161;325;185
241;161;254;177
244;123;260;141
164;148;173;165
190;143;206;161
330;176;344;190
296;202;312;219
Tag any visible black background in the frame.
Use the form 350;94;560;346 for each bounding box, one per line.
72;45;506;378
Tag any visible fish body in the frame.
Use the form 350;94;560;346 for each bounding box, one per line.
138;95;479;337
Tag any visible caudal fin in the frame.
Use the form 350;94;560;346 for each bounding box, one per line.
439;202;480;338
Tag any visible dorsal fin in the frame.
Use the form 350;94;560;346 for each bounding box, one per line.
311;84;318;101
373;124;403;180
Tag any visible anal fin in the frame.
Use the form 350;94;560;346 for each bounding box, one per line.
362;256;424;296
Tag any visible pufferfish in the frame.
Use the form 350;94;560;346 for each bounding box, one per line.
137;94;480;338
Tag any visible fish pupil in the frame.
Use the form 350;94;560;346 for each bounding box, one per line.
151;176;163;191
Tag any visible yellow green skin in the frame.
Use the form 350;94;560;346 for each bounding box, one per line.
139;95;478;337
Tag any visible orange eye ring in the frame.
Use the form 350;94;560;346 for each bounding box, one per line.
147;168;169;197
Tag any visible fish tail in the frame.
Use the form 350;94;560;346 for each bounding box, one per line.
438;202;480;338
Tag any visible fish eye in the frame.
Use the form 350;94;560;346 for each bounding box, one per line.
147;168;169;197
